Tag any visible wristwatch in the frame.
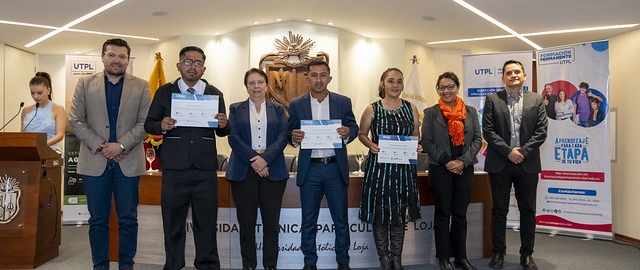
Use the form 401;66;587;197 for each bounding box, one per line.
119;143;125;152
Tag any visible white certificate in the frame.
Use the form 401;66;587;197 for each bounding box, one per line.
377;135;419;164
300;119;343;149
171;93;219;128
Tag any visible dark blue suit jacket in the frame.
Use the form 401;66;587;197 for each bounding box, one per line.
287;92;359;186
225;99;289;181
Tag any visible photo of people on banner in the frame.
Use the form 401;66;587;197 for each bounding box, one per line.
541;80;607;127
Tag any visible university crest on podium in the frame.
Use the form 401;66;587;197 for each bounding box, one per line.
0;174;21;224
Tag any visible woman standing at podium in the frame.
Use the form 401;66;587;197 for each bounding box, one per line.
21;71;67;154
225;68;289;270
420;71;481;270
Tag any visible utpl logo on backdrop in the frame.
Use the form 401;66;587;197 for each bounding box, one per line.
71;61;96;75
538;48;575;65
474;68;495;75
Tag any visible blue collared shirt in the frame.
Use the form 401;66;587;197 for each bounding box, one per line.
105;76;124;142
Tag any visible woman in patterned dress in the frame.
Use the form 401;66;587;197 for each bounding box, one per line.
358;68;422;270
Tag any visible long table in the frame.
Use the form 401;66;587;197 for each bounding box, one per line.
109;171;492;268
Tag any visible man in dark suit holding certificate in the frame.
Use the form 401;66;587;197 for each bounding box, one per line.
288;60;359;270
144;46;230;270
482;60;548;270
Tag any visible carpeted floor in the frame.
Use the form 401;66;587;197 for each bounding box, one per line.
24;225;640;270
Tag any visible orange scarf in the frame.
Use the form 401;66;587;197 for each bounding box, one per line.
438;97;466;146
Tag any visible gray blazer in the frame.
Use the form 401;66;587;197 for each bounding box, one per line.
482;90;548;174
69;71;151;177
421;104;482;168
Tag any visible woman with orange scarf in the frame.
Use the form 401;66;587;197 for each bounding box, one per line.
420;72;482;270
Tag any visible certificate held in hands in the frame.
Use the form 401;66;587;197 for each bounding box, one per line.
377;134;418;164
171;93;219;128
300;119;343;149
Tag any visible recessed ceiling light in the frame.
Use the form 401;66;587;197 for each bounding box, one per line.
327;22;334;26
0;18;158;42
305;18;312;22
427;23;640;45
25;0;126;48
253;21;260;25
452;0;541;50
276;18;282;22
524;24;639;36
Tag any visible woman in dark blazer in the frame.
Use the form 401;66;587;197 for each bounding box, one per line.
225;68;289;270
420;72;482;270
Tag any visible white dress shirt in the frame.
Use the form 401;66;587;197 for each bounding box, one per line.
310;94;336;158
249;100;267;151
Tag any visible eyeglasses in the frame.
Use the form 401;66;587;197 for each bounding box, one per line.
104;53;129;60
436;84;457;92
181;58;204;67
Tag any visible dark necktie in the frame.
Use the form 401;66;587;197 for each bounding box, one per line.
186;88;195;94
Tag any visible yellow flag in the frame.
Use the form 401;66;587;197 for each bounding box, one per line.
146;52;166;148
148;52;166;98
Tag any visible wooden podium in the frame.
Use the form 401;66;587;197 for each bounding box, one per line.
0;132;62;269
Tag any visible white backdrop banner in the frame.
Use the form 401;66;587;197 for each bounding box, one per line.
461;51;533;172
63;55;102;225
136;205;484;269
536;41;612;239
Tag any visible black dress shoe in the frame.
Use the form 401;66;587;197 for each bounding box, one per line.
302;265;317;270
265;267;277;270
438;259;454;270
488;253;504;269
242;267;255;270
520;255;538;270
453;258;477;270
337;262;351;270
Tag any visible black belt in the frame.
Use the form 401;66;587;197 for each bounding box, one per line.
310;156;336;164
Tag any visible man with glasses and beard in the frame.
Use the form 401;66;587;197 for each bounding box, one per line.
69;38;151;270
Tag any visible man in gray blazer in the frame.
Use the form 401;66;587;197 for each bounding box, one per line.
69;38;151;270
482;60;548;270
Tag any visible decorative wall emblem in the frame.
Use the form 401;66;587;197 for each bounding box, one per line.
0;174;21;224
259;31;329;109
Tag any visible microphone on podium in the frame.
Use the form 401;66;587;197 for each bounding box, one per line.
0;102;25;131
22;102;40;132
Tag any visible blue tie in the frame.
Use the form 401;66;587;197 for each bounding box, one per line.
187;88;195;94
